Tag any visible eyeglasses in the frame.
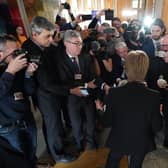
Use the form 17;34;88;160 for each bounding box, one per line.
66;41;83;46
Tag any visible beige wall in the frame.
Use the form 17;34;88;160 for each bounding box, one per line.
20;0;168;31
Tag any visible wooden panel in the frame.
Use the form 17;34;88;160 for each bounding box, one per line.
145;0;154;16
104;0;113;9
162;0;168;31
97;0;102;10
117;0;132;21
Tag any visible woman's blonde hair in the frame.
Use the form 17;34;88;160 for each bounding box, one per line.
125;50;149;81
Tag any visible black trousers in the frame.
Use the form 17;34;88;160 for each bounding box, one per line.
37;90;67;161
160;90;168;142
105;150;145;168
67;95;96;149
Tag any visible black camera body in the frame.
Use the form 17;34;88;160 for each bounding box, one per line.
61;2;70;9
29;54;41;65
90;40;108;59
12;49;41;65
130;24;141;31
12;49;28;58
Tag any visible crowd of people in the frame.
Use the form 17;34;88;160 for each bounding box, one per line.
0;3;168;168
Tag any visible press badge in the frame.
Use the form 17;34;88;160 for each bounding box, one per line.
14;92;24;101
74;74;82;80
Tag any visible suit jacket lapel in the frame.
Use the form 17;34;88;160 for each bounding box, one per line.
78;55;84;74
65;54;75;72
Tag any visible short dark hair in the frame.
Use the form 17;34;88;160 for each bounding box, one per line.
0;35;17;52
30;16;54;34
152;18;166;35
112;17;121;22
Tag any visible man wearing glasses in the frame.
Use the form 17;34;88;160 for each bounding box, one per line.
58;30;97;153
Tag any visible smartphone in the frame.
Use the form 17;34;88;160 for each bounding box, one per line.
105;9;114;20
80;88;89;96
81;14;92;21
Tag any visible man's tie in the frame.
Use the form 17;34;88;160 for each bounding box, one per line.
71;57;80;73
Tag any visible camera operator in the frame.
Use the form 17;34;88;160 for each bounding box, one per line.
0;35;38;168
103;27;125;57
124;19;144;50
90;39;113;85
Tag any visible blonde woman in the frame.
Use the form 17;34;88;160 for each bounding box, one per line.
97;50;162;168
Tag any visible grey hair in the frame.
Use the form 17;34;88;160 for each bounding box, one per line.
30;16;55;34
115;41;127;50
63;30;81;42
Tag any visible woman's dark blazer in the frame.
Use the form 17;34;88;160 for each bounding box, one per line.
102;82;162;155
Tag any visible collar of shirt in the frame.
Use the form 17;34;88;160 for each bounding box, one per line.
67;54;79;65
31;38;45;51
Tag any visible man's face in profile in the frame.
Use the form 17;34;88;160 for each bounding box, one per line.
32;29;54;47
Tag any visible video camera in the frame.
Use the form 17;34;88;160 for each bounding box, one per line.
90;39;109;59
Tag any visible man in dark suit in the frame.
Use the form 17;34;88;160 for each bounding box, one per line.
96;50;162;168
22;16;76;163
142;18;166;57
58;30;97;152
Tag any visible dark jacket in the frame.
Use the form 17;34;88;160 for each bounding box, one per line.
102;82;162;154
0;68;35;125
142;37;155;57
58;51;95;91
22;38;69;96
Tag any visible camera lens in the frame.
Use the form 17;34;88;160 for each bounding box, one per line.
12;49;28;58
